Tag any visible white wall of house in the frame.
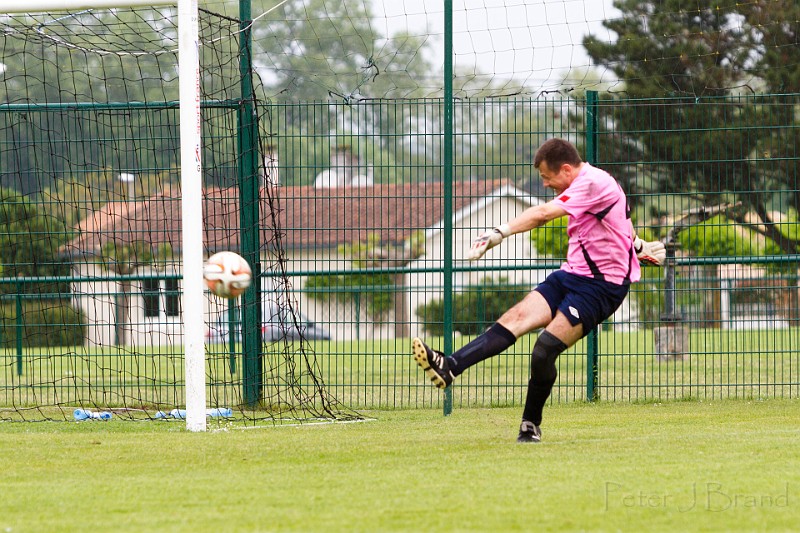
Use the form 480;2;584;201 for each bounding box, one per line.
71;264;118;347
71;263;187;347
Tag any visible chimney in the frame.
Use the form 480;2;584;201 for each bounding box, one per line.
263;144;279;186
332;144;356;183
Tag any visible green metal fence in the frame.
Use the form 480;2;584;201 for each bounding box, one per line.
1;93;799;417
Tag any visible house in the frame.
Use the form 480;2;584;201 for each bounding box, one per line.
63;180;545;346
313;145;374;188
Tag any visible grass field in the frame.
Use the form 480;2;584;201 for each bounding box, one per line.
1;399;798;532
3;326;799;417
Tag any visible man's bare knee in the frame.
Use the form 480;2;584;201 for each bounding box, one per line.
545;312;584;347
498;291;554;337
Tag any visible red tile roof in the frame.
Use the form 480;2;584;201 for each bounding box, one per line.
64;180;513;255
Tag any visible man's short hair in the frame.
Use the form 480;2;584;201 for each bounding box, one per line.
534;138;582;170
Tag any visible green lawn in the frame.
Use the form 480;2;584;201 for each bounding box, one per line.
1;327;799;416
1;399;798;532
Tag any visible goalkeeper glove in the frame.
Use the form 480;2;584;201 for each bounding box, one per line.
467;223;511;261
634;236;666;266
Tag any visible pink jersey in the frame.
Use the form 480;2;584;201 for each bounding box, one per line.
550;164;640;285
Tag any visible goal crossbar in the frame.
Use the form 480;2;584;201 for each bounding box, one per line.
3;1;174;13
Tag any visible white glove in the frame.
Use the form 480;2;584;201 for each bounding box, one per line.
467;224;511;261
634;236;666;266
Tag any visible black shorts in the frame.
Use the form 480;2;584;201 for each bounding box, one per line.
534;270;630;335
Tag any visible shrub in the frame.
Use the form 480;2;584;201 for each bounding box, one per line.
530;216;569;258
305;272;394;320
0;300;87;347
416;277;530;336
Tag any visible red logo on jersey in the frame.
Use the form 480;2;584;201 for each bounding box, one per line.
558;194;570;202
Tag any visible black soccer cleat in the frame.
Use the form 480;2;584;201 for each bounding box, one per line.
412;337;454;389
516;420;541;443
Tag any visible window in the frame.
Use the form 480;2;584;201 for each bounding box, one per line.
142;277;181;319
142;278;160;318
164;278;180;316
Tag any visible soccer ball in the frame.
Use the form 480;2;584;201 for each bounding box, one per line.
203;251;252;298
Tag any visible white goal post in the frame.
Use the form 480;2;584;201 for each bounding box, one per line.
3;0;208;432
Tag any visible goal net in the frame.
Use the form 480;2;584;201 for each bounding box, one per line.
0;6;361;425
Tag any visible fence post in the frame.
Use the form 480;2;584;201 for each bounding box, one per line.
585;90;599;401
238;0;263;407
442;0;454;416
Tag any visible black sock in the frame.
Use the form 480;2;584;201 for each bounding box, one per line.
449;323;517;376
522;331;568;426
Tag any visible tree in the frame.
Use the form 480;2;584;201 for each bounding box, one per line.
474;100;572;190
0;187;83;346
0;10;181;104
252;0;378;103
678;215;784;262
0;187;70;294
583;1;800;254
251;1;436;103
735;1;800;243
252;0;440;181
583;1;752;196
737;1;800;94
530;216;569;259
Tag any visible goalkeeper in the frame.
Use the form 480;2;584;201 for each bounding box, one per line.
411;138;665;443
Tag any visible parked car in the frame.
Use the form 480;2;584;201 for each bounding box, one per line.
205;306;331;343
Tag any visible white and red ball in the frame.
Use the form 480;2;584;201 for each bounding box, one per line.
203;251;252;298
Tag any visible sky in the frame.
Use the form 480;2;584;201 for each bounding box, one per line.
193;0;623;95
372;0;621;92
1;1;622;96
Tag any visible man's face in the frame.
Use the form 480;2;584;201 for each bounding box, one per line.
537;161;572;194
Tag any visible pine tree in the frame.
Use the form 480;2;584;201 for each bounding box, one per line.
583;1;799;253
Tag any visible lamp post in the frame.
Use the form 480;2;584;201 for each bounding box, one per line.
655;203;737;361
